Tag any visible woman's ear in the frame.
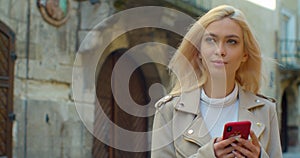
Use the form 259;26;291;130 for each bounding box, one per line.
241;53;248;62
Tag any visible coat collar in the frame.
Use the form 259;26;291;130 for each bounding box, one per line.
174;86;265;113
174;88;200;114
238;86;265;110
174;86;266;146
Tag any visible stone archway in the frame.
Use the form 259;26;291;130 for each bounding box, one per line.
89;5;184;155
93;48;167;158
281;83;299;152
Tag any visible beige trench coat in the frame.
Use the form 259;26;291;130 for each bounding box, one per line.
151;87;282;158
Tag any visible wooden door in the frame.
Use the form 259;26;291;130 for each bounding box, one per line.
93;49;149;158
0;21;16;158
281;91;287;152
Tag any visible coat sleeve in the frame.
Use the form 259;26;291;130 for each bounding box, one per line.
260;105;283;158
151;102;176;158
188;139;217;158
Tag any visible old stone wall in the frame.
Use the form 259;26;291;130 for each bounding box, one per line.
0;0;178;157
0;0;107;157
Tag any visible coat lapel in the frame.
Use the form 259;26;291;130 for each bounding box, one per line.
174;89;212;146
182;115;212;146
238;87;266;138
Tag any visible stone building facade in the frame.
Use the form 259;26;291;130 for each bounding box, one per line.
1;0;297;158
0;0;87;157
277;0;300;154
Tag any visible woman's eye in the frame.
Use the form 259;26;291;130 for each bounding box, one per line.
228;39;238;44
205;37;216;43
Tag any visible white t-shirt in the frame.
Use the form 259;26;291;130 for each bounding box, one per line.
200;84;239;138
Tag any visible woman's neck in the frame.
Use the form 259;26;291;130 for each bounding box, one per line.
203;76;236;98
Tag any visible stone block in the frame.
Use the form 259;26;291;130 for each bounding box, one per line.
77;31;88;47
15;59;73;83
77;30;102;53
13;146;24;158
57;29;68;52
15;59;27;78
13;98;25;157
30;14;59;44
13;77;24;98
74;102;95;131
26;80;70;101
15;41;41;60
16;21;27;42
70;0;80;10
29;15;43;44
11;99;92;158
15;41;26;59
23;15;76;78
80;1;111;30
61;146;87;158
52;64;73;83
68;102;88;122
55;27;77;65
65;8;79;29
27;148;60;158
0;0;10;16
83;129;93;149
12;98;82;158
60;121;83;147
0;14;18;33
10;0;28;22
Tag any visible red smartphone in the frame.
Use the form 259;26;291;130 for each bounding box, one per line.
222;121;251;140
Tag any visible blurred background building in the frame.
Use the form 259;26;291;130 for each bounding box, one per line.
0;0;299;158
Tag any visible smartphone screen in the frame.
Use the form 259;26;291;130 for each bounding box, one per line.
222;121;251;140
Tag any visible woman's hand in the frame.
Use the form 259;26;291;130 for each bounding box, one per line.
214;131;260;158
214;136;238;158
231;130;261;158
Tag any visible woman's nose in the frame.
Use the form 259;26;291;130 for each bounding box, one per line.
215;43;226;57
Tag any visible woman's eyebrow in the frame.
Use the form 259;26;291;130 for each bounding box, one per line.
226;34;241;38
204;33;241;39
203;33;217;37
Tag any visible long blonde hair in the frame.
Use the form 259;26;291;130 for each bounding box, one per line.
169;5;261;95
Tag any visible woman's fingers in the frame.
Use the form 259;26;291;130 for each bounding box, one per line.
214;137;239;157
215;136;238;149
214;131;261;158
249;130;260;146
232;150;245;158
232;132;260;158
231;142;252;157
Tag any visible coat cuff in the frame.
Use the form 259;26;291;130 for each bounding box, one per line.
188;138;217;158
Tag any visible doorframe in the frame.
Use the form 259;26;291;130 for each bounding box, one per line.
0;21;16;158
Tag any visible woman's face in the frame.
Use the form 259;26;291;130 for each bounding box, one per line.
200;17;248;78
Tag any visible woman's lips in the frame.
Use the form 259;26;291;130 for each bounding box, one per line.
211;60;227;67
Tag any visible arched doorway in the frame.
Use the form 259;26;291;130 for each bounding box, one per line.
93;48;164;158
281;86;299;152
0;21;16;158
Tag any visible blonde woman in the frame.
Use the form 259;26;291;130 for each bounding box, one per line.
151;5;282;158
